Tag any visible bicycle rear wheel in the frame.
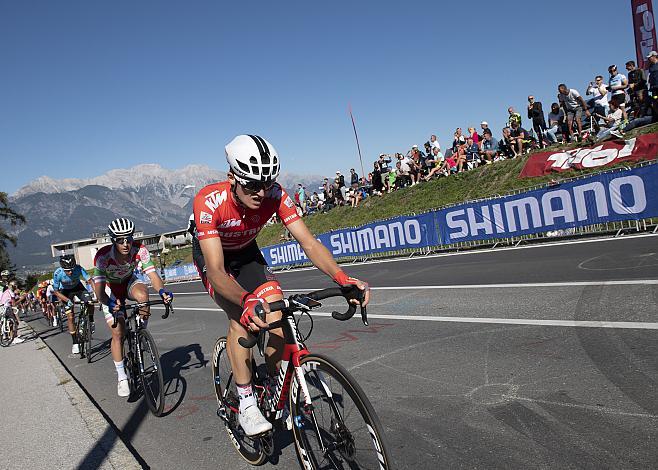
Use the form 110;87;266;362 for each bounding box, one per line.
211;336;268;466
85;314;93;363
138;329;165;416
58;306;64;333
290;354;392;470
76;316;86;359
0;317;15;347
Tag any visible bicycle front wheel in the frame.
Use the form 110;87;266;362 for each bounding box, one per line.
290;354;392;470
138;329;165;416
211;336;268;466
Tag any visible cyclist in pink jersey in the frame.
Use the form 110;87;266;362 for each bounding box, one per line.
192;134;370;436
93;217;173;397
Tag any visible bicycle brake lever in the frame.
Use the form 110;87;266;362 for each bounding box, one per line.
360;305;368;326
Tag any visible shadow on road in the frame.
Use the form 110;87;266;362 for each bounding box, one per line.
75;399;151;470
160;343;208;417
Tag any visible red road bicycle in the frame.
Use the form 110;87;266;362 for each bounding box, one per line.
211;286;392;469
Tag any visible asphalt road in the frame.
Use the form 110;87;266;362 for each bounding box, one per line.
28;234;658;469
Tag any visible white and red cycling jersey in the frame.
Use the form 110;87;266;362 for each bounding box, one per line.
193;181;300;251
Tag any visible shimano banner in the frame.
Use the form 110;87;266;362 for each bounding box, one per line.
164;263;198;281
261;212;439;267
436;164;658;244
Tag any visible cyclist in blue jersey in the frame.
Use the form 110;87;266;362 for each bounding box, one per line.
53;255;96;354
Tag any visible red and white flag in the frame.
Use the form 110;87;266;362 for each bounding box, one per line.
632;0;657;69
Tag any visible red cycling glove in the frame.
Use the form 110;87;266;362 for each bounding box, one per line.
332;270;365;288
240;292;266;329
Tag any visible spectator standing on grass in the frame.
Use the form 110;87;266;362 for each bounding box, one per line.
626;60;647;118
608;64;628;107
296;184;306;215
558;83;591;141
335;171;346;201
376;154;391;193
349;168;359;186
647;51;658;120
545;102;565;144
479;129;499;163
507;107;522;127
527;95;547;148
480;121;491;136
371;162;383;195
586;75;609;132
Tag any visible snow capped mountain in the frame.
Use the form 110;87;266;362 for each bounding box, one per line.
7;163;324;268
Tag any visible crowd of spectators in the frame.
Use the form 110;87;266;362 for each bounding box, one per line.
285;53;658;219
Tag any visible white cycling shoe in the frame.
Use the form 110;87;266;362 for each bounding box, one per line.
11;337;25;345
117;379;130;397
239;405;272;436
71;343;80;354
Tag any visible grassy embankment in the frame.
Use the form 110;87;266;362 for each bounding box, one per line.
256;123;658;247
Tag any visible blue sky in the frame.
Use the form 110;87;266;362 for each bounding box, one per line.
0;0;645;194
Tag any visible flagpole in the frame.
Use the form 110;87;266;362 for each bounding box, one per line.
348;104;366;182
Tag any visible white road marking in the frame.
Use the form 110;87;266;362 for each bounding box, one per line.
150;306;658;330
161;279;658;296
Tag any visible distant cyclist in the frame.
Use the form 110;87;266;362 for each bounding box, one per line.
191;134;369;436
45;280;57;324
53;255;96;355
93;218;173;397
0;281;25;345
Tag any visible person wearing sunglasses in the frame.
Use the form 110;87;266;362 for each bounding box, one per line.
93;217;173;397
191;134;370;437
52;254;96;354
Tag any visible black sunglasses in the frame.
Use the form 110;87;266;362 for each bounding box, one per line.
240;180;274;192
113;236;133;245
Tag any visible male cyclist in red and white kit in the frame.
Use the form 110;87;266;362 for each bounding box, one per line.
192;134;370;436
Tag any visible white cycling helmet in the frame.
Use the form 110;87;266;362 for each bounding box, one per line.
225;134;280;184
108;218;135;238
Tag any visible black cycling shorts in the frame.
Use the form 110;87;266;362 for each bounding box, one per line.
193;241;281;305
60;283;92;302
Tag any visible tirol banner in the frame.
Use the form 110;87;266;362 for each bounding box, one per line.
261;212;439;267
632;0;657;69
519;133;658;177
436;164;658;245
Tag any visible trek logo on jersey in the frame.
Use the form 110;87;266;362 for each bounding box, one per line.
199;211;213;224
205;190;228;212
283;196;294;208
218;218;242;228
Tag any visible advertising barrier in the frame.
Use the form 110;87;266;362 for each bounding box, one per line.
436;164;658;244
164;263;198;282
261;212;439;267
520;134;658;177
